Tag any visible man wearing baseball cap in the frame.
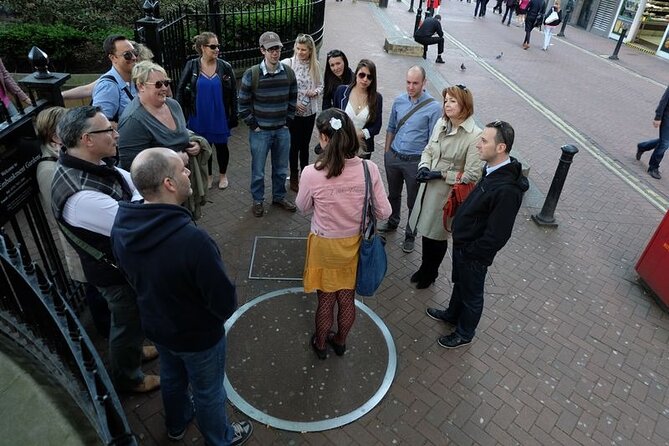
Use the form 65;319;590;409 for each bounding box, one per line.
239;31;298;217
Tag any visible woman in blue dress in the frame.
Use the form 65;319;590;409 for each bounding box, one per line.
177;32;238;189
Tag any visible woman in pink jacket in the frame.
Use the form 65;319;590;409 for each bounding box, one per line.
296;108;391;360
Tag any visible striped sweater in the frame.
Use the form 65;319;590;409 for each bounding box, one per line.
238;60;297;130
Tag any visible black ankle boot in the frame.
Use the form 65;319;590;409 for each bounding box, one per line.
416;276;436;289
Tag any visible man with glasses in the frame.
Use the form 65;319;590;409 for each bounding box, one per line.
381;66;441;253
413;15;446;63
238;31;298;217
92;34;138;124
51;106;160;393
427;121;528;348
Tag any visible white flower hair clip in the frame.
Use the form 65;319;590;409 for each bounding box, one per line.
330;117;342;130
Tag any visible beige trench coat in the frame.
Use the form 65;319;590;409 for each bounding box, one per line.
409;115;483;240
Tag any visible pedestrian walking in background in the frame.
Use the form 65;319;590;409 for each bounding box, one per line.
296;109;391;360
408;85;483;289
282;33;323;193
502;0;517;25
177;32;238;190
522;0;546;49
516;0;529;26
542;2;562;50
322;49;353;111
427;120;528;349
636;84;669;179
333;59;383;159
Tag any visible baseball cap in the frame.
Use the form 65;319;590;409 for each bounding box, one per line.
259;31;282;49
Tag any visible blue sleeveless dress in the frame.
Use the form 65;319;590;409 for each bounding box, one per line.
187;73;230;144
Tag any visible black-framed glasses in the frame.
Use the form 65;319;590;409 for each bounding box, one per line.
146;79;172;89
86;127;117;135
206;44;221;50
118;50;139;61
455;84;467;91
263;46;282;53
327;49;344;58
357;72;373;80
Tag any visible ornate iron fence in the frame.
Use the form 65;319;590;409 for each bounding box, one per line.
135;0;325;85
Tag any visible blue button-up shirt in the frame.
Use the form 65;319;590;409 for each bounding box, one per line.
92;67;137;122
386;91;442;156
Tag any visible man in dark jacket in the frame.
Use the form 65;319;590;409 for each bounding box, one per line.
636;85;669;179
111;148;253;445
426;121;529;348
414;15;446;63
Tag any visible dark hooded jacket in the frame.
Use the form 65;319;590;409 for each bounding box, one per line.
451;157;529;266
111;202;236;352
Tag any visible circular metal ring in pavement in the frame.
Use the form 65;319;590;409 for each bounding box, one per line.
224;287;397;432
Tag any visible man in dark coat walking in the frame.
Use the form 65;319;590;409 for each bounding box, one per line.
522;0;546;49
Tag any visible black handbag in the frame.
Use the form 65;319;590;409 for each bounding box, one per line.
355;161;388;297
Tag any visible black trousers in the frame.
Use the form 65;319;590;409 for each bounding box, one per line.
524;17;537;44
415;36;444;55
288;114;316;176
419;236;449;281
502;4;514;24
207;143;230;175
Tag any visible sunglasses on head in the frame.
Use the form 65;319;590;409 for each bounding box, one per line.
146;79;171;88
456;84;467;91
327;49;343;58
357;72;373;80
490;120;510;146
206;44;221;50
119;50;139;61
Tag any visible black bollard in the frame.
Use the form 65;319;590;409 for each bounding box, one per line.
557;0;573;37
408;0;415;12
609;27;627;60
414;0;424;36
531;144;579;227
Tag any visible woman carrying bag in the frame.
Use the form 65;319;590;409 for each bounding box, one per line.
542;2;562;51
296;108;391;360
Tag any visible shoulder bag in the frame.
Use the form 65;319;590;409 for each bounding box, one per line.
355;161;388;297
443;172;477;232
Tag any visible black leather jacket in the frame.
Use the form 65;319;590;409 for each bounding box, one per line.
176;56;238;128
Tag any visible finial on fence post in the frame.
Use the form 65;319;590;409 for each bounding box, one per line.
143;0;159;19
28;46;53;80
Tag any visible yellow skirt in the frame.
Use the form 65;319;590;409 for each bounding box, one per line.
303;232;361;293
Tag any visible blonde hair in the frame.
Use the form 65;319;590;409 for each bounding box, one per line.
132;61;167;86
130;41;155;62
294;33;321;84
35;106;67;145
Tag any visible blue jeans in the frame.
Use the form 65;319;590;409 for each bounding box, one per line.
638;120;669;170
96;283;144;390
249;127;290;202
384;151;420;240
443;247;488;341
155;336;233;446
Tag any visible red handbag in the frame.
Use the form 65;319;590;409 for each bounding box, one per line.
443;173;476;232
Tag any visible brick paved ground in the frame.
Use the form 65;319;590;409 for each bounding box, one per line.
120;1;669;444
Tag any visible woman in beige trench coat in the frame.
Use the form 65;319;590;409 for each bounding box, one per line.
408;85;483;289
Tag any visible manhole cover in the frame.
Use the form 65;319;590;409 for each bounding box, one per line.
224;288;397;431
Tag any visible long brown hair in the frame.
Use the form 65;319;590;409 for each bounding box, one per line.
350;59;379;127
314;108;359;178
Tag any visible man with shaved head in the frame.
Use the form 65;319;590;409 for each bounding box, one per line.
380;66;442;255
111;148;253;445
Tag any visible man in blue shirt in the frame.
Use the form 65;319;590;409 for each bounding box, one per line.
92;35;138;124
380;66;442;253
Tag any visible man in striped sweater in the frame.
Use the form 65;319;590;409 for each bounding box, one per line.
239;31;298;217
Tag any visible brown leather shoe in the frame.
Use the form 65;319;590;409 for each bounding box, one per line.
131;375;161;393
141;345;159;362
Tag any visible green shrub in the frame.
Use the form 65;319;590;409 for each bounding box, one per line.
0;23;133;73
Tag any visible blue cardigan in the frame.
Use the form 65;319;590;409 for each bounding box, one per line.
333;85;383;154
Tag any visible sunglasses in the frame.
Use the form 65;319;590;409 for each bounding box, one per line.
327;49;344;58
456;84;468;91
118;50;139;61
490;120;511;146
206;44;221;50
146;79;172;89
357;72;373;80
86;127;117;135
